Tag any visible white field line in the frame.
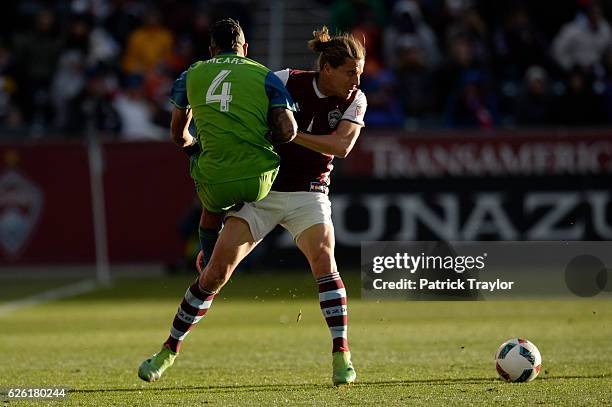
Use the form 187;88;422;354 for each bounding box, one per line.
0;279;99;316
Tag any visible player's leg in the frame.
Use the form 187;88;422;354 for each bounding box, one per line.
163;177;275;351
197;208;224;272
139;216;258;382
194;182;230;272
139;187;281;382
296;224;356;385
285;193;356;385
168;217;256;355
198;216;258;291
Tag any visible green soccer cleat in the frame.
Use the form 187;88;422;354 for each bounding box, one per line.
138;347;178;382
332;351;356;385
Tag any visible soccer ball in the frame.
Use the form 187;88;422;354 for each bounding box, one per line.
495;338;542;382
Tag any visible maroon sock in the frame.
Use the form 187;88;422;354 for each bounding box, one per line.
317;272;349;353
163;280;216;353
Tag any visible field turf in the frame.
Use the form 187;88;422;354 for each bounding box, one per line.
0;271;611;406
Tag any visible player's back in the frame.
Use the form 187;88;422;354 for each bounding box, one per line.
186;54;279;184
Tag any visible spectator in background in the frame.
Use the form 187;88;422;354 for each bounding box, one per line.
552;2;612;73
53;63;121;137
51;50;86;132
445;69;499;128
0;44;21;132
105;0;146;47
114;75;165;140
64;14;91;56
360;69;404;128
142;64;174;127
493;7;550;83
492;6;551;122
208;0;256;40
70;0;112;20
51;15;90;132
164;35;193;76
122;9;174;76
12;9;63;134
445;5;489;67
350;2;385;75
61;8;119;69
188;10;212;61
329;0;387;33
515;66;554;126
87;21;120;68
83;67;122;136
384;0;440;70
394;35;435;125
434;35;478;112
555;66;605;126
599;46;612;121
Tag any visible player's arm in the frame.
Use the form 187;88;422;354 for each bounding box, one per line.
293;120;362;158
171;108;195;147
294;90;367;158
169;69;199;155
268;108;297;144
265;71;297;144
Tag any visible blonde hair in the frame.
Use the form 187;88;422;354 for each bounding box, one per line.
308;26;365;70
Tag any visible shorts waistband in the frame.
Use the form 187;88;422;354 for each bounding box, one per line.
271;183;330;195
308;182;329;195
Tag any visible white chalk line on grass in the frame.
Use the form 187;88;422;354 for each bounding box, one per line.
0;279;100;316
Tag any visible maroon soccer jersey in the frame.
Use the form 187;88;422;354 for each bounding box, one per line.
271;69;367;192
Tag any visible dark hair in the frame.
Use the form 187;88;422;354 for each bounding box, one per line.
210;18;245;52
308;26;366;70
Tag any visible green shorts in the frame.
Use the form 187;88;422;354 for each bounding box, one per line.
195;168;279;213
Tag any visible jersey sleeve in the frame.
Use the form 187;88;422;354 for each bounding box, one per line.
265;70;296;111
341;90;367;126
274;68;291;86
170;70;189;109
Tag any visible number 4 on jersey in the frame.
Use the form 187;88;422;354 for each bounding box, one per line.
206;69;233;112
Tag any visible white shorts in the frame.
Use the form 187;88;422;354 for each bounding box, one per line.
227;191;332;242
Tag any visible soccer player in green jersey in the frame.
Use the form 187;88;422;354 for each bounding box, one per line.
138;19;296;382
169;18;297;273
139;25;365;386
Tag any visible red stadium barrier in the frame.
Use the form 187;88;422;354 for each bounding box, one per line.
1;130;611;265
340;129;612;178
0;141;196;265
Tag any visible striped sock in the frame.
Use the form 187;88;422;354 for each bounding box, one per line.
317;272;349;353
163;280;216;353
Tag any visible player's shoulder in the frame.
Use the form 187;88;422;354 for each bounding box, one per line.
288;69;316;83
274;68;315;86
352;88;367;106
187;60;205;72
340;88;368;126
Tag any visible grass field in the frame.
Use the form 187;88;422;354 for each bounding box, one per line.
1;271;611;406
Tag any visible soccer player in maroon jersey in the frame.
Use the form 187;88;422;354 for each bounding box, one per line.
142;27;366;385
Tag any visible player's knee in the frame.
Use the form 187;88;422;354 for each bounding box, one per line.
200;209;224;231
199;263;233;292
309;248;336;276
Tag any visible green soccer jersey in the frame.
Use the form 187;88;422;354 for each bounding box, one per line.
170;53;295;184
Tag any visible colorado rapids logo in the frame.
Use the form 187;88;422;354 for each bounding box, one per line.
0;170;43;258
328;108;342;128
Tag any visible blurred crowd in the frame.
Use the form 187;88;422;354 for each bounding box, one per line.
0;0;252;139
1;0;612;139
337;0;612;129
